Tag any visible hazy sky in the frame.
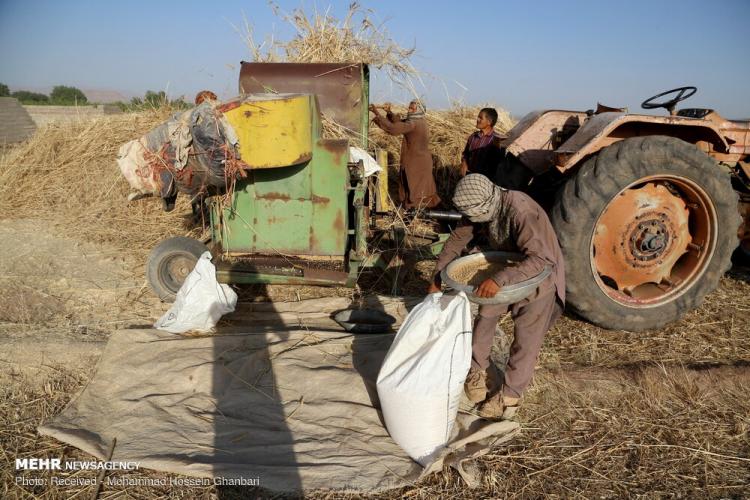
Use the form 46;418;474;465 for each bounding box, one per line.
1;0;748;117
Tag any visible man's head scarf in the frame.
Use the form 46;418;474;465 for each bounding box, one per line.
452;174;504;222
406;99;426;120
453;174;516;250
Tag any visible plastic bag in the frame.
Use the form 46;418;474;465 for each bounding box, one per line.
349;146;382;177
376;292;473;466
154;252;237;333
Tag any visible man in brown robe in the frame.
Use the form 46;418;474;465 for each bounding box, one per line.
428;174;565;419
369;100;440;208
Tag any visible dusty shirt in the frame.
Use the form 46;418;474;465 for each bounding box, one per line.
435;190;565;304
373;113;440;208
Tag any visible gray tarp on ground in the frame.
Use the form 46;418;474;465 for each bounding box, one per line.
39;296;519;493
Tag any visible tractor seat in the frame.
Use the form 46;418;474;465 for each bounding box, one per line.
677;108;713;119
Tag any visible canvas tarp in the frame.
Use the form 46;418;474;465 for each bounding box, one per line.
39;296;519;493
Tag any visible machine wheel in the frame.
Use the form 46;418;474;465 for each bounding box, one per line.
146;236;209;302
551;136;739;331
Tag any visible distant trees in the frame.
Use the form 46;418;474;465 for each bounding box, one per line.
2;84;191;110
50;85;88;105
12;90;50;104
5;84;88;105
119;90;189;111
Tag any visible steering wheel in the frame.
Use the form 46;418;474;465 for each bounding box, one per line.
641;86;697;115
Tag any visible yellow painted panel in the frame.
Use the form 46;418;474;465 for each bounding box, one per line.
223;94;312;169
375;148;390;212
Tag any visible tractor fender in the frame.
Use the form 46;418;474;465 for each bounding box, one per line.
500;110;588;174
553;112;730;172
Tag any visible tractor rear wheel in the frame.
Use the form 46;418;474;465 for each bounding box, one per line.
146;236;209;302
551;136;739;331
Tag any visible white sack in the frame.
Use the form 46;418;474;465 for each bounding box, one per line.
376;292;473;466
349;146;382;177
154;251;237;333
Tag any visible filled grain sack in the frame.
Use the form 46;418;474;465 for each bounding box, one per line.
376;291;472;466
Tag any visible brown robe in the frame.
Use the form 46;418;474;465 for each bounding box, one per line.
373;112;440;208
434;190;565;398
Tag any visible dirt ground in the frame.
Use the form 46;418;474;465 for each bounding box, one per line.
1;218;749;498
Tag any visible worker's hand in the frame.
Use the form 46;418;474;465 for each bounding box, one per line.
368;104;381;116
475;278;501;298
427;273;442;294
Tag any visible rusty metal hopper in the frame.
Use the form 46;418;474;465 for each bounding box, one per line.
239;62;370;146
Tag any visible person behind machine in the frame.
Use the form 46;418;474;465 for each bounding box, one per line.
460;107;503;180
369;100;441;209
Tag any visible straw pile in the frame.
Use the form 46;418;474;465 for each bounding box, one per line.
0;109;206;262
239;2;421;89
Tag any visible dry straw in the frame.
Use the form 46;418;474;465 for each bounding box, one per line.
0;109;208;263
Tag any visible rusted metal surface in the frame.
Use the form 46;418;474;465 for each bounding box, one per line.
215;254;347;285
302;267;349;282
240;62;368;137
500;110;587;174
553;112;731;172
216;267;348;286
700;111;750;156
591;176;715;306
594;183;690;292
595;103;627;113
217;135;349;257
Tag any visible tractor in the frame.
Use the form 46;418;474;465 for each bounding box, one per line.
499;86;748;330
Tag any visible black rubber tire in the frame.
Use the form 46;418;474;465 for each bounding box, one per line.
146;236;209;302
551;136;740;331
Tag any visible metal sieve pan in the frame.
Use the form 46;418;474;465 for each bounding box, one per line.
441;251;552;305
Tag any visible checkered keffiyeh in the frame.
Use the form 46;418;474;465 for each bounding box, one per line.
453;174;515;249
452;174;504;222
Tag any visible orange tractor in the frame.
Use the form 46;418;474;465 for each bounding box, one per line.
498;86;749;330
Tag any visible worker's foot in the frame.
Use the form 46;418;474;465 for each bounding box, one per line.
464;367;488;404
477;393;520;421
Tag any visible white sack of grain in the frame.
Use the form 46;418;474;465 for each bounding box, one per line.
376;291;472;466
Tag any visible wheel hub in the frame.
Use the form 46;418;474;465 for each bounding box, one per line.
165;255;195;283
593;182;691;293
627;215;671;262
